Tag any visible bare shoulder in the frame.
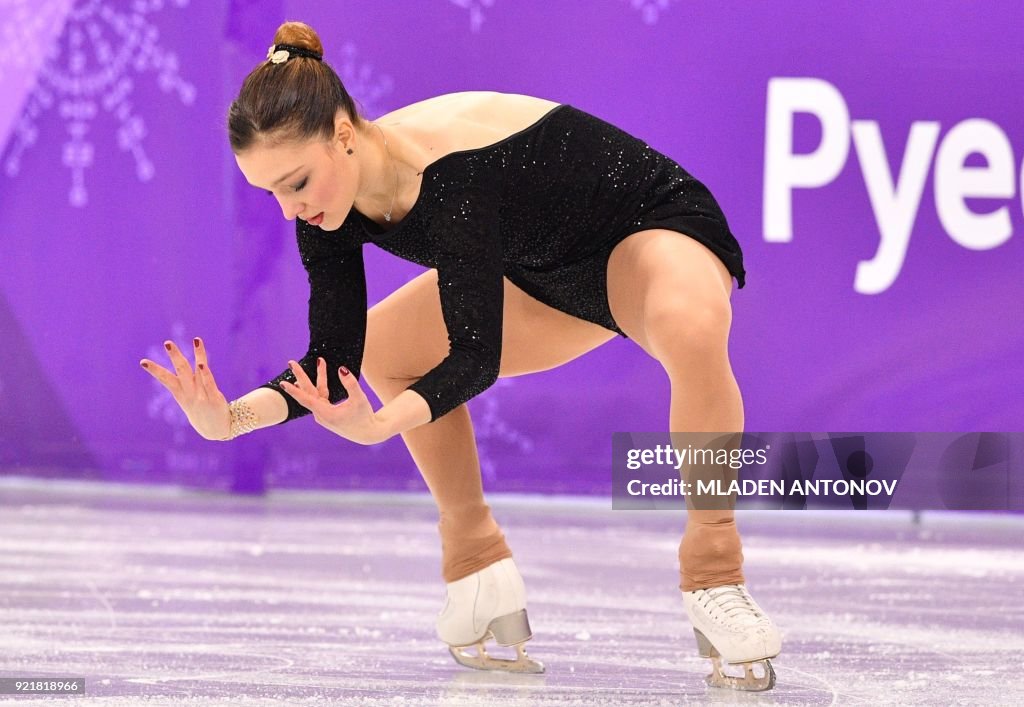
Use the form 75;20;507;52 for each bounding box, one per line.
377;91;560;127
375;92;562;166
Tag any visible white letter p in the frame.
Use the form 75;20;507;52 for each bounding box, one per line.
764;78;851;242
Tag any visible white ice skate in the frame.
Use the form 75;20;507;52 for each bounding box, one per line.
682;583;781;691
436;557;544;674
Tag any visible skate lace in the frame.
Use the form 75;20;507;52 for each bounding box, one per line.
701;585;765;627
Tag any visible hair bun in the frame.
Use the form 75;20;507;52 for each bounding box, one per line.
273;21;324;55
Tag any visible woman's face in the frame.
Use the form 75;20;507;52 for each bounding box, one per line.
234;119;359;232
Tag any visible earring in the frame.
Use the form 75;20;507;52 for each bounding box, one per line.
346;148;353;155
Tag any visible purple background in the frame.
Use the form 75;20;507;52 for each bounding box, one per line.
2;0;1022;496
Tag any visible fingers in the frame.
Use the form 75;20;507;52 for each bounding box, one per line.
315;357;329;398
193;337;208;370
337;365;367;405
162;340;196;396
192;338;219;400
287;359;316;392
140;339;214;401
139;359;183;398
195;361;220;400
280;379;310;409
281;360;320;411
280;360;364;416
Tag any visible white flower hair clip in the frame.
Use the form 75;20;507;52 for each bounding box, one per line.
265;43;323;64
267;46;290;64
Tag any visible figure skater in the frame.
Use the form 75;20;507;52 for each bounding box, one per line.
139;21;781;691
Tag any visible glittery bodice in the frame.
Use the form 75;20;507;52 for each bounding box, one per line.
260;104;745;423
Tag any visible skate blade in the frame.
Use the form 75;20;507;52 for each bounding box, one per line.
705;655;776;691
448;639;546;674
694;629;776;691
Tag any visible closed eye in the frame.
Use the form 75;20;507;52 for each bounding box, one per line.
263;176;307;196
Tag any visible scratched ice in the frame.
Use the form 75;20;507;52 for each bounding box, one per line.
0;479;1021;705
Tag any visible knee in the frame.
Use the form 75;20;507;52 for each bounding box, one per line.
642;294;732;364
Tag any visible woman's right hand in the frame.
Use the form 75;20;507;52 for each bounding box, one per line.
139;337;231;441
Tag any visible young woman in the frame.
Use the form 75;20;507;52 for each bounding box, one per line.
140;21;781;690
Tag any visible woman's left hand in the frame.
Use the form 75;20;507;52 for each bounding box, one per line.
280;358;388;445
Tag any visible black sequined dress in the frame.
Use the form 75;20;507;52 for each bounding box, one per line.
261;104;746;423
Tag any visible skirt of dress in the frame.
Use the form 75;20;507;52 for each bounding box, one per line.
505;211;745;339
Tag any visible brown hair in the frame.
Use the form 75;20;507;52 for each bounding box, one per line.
227;21;362;152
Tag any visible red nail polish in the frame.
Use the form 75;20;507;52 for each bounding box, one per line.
164;342;172;351
141;362;149;368
198;363;205;370
340;366;350;376
194;337;200;348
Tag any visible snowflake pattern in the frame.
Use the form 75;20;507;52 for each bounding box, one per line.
627;0;680;25
3;0;194;207
0;0;75;75
448;0;495;33
331;42;394;119
472;379;534;483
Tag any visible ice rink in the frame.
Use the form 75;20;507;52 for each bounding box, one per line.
1;479;1021;705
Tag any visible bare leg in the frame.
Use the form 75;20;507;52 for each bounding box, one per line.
670;352;746;591
607;230;745;592
386;391;511;584
362;271;614;582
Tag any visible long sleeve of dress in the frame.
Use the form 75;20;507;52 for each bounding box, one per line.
258;221;367;423
405;172;505;422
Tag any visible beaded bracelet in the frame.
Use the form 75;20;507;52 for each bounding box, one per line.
219;399;259;441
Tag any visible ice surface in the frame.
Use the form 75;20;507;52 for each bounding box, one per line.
1;480;1021;705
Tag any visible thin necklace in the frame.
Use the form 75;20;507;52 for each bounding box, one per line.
374;123;398;222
